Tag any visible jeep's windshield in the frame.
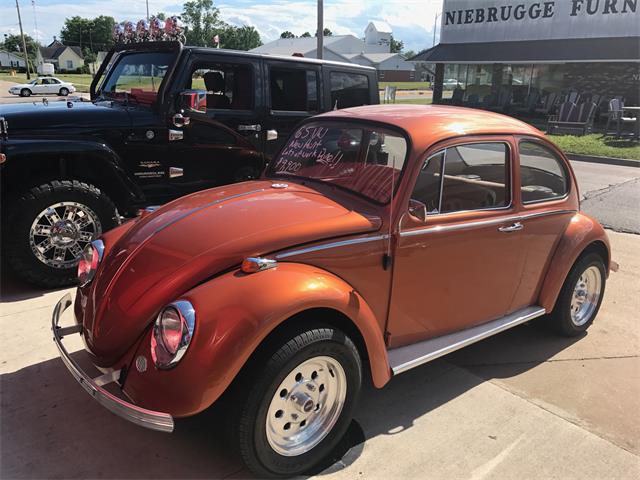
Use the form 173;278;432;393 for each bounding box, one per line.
267;122;408;204
99;51;175;105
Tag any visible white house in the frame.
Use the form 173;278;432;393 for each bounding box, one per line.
0;50;26;70
252;21;415;81
36;39;85;73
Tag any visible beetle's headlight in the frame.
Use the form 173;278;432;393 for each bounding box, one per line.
151;300;195;369
78;240;104;287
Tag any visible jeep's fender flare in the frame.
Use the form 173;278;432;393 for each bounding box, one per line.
122;262;391;417
538;212;611;312
2;138;143;208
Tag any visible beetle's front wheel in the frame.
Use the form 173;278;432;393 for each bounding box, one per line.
236;326;362;477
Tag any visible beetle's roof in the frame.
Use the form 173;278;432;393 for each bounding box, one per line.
316;104;543;151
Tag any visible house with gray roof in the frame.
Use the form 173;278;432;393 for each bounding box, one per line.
36;39;85;73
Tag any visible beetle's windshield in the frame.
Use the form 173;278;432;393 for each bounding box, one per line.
267;122;408;204
99;51;175;105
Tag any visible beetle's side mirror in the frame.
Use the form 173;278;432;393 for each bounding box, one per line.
408;198;428;223
178;90;207;114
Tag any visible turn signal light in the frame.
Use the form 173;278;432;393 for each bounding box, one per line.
0;153;6;164
241;257;277;273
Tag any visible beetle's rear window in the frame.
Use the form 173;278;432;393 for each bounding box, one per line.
268;122;407;204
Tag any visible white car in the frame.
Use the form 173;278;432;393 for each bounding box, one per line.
442;78;461;90
8;77;76;97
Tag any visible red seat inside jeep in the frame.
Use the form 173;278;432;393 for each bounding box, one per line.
130;88;158;105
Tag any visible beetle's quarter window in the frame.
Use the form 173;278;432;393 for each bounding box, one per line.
519;141;569;203
190;63;253;110
330;72;370;109
269;68;318;112
267;122;407;204
411;143;509;215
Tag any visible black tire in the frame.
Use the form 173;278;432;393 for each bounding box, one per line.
549;252;606;337
59;87;69;96
20;88;31;97
235;326;362;478
4;180;119;288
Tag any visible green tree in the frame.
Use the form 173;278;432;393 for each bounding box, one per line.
300;32;312;38
403;49;416;59
1;34;39;62
214;25;261;50
182;0;225;46
152;12;167;21
60;15;115;52
390;35;404;53
280;31;295;39
315;28;332;37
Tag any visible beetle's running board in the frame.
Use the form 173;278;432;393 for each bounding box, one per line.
388;306;546;375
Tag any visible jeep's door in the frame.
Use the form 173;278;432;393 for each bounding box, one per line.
387;138;525;348
262;60;322;162
164;52;266;194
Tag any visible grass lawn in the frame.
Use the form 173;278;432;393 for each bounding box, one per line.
0;73;94;92
547;134;640;161
390;97;433;105
379;81;431;90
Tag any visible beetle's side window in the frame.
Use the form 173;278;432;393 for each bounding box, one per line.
411;143;509;215
519;141;569;203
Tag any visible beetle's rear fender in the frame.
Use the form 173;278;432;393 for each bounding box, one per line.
538;212;611;312
122;262;391;417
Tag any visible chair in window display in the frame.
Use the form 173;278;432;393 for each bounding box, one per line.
605;98;637;138
546;101;576;134
513;90;540;115
548;101;597;136
535;92;560;116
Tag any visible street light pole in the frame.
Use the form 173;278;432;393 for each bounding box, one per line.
15;0;31;79
317;0;323;59
433;11;441;47
146;0;150;20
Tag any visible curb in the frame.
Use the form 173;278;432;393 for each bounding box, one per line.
567;153;639;168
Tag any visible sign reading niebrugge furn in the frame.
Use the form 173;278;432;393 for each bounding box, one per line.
440;0;640;44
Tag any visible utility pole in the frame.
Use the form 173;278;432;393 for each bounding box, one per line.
433;11;441;47
146;0;150;20
15;0;31;79
317;0;323;59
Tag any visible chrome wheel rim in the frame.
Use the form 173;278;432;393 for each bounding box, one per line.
570;265;602;326
266;356;347;457
29;201;102;269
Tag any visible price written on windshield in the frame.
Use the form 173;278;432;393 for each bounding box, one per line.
276;126;345;173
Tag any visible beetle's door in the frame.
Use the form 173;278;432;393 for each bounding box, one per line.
387;139;525;348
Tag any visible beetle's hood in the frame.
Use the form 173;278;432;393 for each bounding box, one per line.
0;100;129;134
82;180;381;363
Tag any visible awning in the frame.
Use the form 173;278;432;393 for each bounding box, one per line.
411;37;640;64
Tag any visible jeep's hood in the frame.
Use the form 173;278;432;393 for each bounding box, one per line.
82;180;381;363
0;100;130;134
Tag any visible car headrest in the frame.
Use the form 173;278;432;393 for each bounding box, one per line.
204;71;225;92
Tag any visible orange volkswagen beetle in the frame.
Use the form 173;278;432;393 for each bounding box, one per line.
53;105;613;477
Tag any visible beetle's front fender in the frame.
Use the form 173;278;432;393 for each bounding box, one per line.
122;262;391;417
538;212;611;312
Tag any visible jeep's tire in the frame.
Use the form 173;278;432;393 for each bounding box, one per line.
5;180;119;288
20;88;31;97
235;326;362;478
59;87;69;96
550;252;606;337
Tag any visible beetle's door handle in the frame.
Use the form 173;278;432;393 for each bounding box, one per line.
498;222;523;233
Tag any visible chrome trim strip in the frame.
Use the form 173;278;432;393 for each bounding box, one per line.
388;306;546;375
52;294;174;433
275;234;388;259
400;209;576;238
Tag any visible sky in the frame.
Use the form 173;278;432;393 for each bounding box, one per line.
0;0;443;53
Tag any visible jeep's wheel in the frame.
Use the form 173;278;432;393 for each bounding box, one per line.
59;87;69;96
235;326;361;478
550;252;606;337
5;180;119;288
20;88;31;97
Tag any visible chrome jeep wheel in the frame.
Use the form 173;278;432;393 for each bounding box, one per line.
266;356;347;457
570;265;602;327
29;201;102;269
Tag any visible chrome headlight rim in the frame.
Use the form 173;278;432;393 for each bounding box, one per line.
151;300;196;369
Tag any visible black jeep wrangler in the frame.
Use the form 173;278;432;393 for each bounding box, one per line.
0;41;379;287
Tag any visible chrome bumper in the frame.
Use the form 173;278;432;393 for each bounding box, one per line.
52;293;174;432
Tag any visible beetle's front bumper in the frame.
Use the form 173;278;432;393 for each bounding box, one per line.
52;293;174;433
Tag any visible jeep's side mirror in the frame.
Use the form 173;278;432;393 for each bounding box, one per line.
408;198;428;223
178;90;207;114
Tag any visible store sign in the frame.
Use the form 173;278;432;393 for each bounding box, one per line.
440;0;639;43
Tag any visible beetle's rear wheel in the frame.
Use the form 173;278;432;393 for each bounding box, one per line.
550;252;606;337
234;326;361;477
